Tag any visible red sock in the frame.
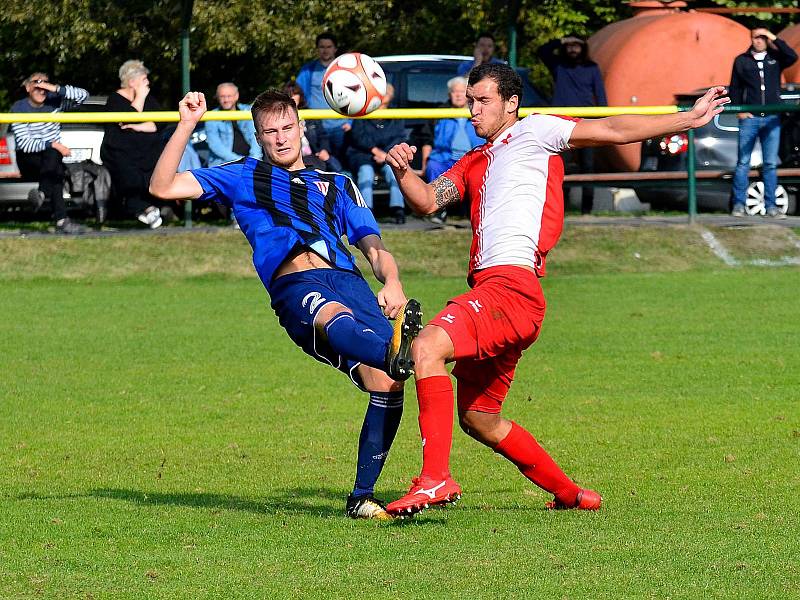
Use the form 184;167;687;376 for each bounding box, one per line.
495;421;579;506
416;375;454;480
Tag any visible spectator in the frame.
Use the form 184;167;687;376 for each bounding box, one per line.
296;32;351;160
283;81;343;172
11;72;89;233
425;77;484;181
100;60;164;228
205;82;260;166
457;32;506;77
729;27;798;218
346;85;407;223
419;76;484;224
537;35;608;214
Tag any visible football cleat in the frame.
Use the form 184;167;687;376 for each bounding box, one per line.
346;494;393;521
385;299;422;381
545;488;602;511
385;475;462;516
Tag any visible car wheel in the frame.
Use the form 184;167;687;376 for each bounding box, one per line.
745;182;790;215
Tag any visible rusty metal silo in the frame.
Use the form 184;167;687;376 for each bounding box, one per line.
779;24;800;82
588;1;749;171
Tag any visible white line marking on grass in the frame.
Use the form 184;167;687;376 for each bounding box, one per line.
745;257;800;266
700;228;739;266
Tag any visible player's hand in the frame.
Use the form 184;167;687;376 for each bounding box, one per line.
316;149;330;161
377;280;407;319
687;86;730;129
385;143;417;172
179;92;206;125
738;112;753;120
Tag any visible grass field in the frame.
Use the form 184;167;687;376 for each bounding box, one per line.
1;226;799;598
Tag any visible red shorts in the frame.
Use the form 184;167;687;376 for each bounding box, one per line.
430;266;546;414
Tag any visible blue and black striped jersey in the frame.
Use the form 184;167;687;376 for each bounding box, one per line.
191;157;381;292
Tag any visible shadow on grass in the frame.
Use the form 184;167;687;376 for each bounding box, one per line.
88;487;348;518
13;487;453;526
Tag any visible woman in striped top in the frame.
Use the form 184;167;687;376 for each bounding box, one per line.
11;72;89;233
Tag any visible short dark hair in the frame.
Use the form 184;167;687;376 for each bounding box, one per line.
251;89;298;127
468;63;522;107
316;32;337;47
476;32;495;43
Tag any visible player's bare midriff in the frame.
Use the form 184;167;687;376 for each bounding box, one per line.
274;246;334;278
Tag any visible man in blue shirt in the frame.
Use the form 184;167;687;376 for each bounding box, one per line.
457;33;506;77
296;32;351;158
205;82;261;166
538;35;608;214
149;89;422;521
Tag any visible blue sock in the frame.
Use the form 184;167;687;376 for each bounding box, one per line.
325;312;388;370
352;391;404;498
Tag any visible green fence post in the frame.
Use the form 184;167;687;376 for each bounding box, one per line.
181;0;194;228
687;127;697;224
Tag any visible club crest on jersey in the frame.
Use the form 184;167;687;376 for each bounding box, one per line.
314;181;330;195
302;291;326;314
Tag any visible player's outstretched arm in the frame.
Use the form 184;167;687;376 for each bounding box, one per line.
385;143;439;215
569;85;730;149
149;92;207;200
357;234;407;319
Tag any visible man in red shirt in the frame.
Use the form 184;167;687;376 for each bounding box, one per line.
383;63;728;516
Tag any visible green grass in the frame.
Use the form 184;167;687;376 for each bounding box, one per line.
1;228;799;598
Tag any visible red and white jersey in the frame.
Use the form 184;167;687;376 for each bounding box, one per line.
442;113;577;279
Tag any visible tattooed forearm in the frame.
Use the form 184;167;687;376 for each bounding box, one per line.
432;176;462;209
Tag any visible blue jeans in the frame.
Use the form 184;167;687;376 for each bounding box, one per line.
732;115;781;209
425;157;456;182
357;163;404;210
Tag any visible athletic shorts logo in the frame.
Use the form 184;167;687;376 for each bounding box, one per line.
302;291;326;314
314;181;330;195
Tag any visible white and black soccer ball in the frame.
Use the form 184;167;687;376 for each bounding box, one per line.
322;52;388;117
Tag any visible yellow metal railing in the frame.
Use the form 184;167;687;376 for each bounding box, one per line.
0;106;680;124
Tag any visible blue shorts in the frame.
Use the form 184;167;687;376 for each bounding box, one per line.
269;268;393;389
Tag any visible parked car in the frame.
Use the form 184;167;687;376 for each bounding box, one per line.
638;86;800;215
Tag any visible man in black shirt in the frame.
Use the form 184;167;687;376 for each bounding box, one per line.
729;28;797;218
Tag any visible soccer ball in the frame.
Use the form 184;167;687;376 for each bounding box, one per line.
322;53;388;117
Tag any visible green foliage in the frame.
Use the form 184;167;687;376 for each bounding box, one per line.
696;0;800;28
0;0;627;110
4;0;798;112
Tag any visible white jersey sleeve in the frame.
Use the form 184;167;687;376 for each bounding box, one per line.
520;114;578;154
